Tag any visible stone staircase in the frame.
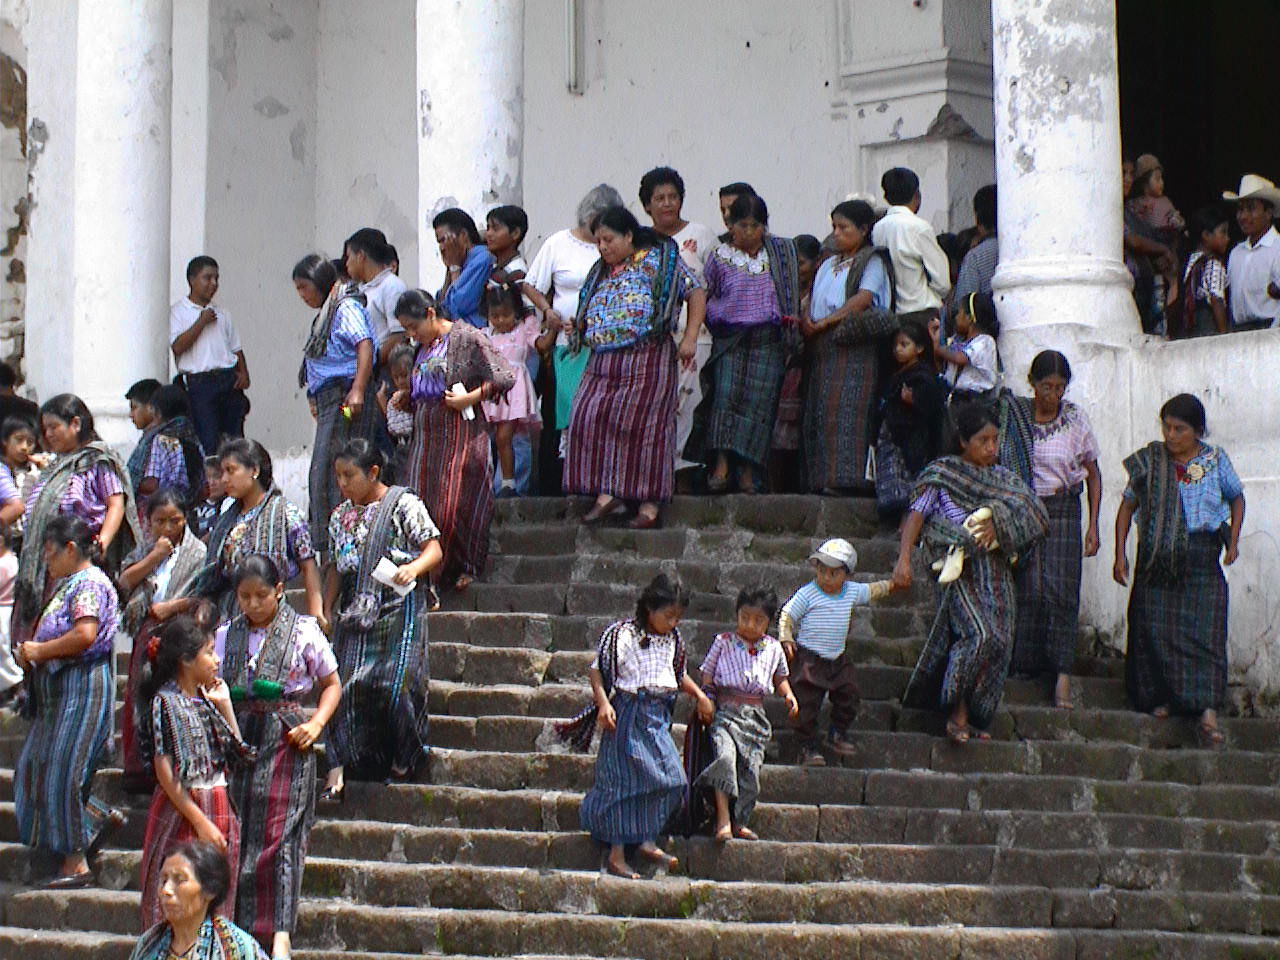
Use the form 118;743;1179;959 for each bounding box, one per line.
0;494;1278;958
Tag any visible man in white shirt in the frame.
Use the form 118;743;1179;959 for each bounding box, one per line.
640;166;720;484
344;227;408;363
169;255;250;453
871;167;952;318
1223;174;1280;331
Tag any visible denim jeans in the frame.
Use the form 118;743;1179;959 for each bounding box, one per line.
184;368;246;453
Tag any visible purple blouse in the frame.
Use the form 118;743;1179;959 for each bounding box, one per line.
34;565;120;665
145;436;190;495
410;336;449;404
0;463;18;505
703;244;782;331
28;463;124;533
214;616;338;697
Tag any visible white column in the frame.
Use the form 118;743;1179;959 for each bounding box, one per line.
416;0;524;290
26;0;173;448
990;0;1140;374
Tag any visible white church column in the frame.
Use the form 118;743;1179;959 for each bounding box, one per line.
416;0;524;290
990;0;1140;371
26;0;173;447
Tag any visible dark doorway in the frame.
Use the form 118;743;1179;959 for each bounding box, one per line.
1118;0;1280;217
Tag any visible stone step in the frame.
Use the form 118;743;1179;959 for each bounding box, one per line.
420;748;1280;825
8;889;1280;959
493;494;883;542
66;846;1280;935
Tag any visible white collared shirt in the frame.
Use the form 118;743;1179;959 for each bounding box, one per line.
871;205;952;313
168;298;242;373
359;268;409;346
1226;226;1280;327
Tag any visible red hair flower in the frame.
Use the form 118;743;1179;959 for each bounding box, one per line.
146;635;161;664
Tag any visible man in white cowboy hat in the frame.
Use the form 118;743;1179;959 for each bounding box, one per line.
1222;174;1280;331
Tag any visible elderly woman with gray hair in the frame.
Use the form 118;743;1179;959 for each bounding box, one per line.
523;183;625;492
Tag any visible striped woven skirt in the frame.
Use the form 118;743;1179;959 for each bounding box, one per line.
122;619;160;794
874;421;915;516
309;378;381;556
139;786;240;928
580;690;685;846
230;702;315;937
1125;531;1228;714
408;399;494;584
704;325;785;467
1012;486;1084;676
15;658;112;854
563;339;678;504
328;585;430;780
904;551;1017;731
803;338;878;490
694;701;771;825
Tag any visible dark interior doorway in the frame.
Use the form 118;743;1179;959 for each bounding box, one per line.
1118;0;1280;219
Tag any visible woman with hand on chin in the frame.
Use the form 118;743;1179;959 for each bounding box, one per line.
1115;394;1244;746
396;288;514;594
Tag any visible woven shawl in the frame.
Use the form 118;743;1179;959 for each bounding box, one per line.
570;237;686;351
1123;440;1189;585
142;681;254;783
828;246;899;347
554;619;687;753
336;486;409;632
16;441;141;625
126;416;204;493
222;602;300;702
122;526;208;634
913;455;1049;558
996;391;1037;490
196;488;292;602
130;915;265;960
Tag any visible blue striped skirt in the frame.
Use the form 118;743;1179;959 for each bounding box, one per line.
16;657;113;854
580;690;685;846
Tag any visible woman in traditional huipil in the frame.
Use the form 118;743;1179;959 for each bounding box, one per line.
199;439;323;626
894;405;1048;743
1115;393;1244;746
215;555;340;958
802;200;898;493
562;205;705;529
322;438;440;799
14;515;127;888
1005;351;1102;709
396;288;514;593
120;489;210;794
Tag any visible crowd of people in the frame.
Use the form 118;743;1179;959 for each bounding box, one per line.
0;159;1261;957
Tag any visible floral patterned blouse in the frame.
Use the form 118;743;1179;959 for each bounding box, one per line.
35;565;120;665
218;497;314;583
214;615;338;698
410;336;449;404
328;492;440;576
581;246;699;351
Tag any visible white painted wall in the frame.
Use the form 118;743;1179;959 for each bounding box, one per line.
0;0;27;380
316;0;419;289
202;0;318;450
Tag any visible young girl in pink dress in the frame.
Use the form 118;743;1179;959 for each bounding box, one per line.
481;282;554;497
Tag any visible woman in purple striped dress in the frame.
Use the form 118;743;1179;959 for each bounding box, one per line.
563;207;706;530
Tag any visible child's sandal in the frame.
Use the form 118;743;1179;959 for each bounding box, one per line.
733;826;759;841
713;825;733;844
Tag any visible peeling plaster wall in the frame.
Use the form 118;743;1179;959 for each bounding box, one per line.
0;0;27;385
204;0;318;449
316;0;418;288
521;1;847;250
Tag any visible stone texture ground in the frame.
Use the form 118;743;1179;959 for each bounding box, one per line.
0;494;1278;958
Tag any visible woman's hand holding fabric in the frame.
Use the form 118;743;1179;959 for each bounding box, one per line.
195;818;228;853
288;719;324;751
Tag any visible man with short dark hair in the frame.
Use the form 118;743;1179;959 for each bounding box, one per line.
169;255;249;453
954;184;998;304
1223;174;1280;331
872;167;951;317
344;227;407;360
0;361;38;432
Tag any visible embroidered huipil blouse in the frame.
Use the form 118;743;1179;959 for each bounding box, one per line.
1028;402;1101;498
702;244;781;331
700;632;789;696
35;565;120;665
580;247;699;351
213;616;338;698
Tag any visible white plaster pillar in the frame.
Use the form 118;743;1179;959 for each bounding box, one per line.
990;0;1140;368
26;0;172;448
416;0;524;291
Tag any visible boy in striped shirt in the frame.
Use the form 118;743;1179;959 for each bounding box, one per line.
780;538;895;767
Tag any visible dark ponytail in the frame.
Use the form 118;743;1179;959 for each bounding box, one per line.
634;572;690;626
135;615;213;760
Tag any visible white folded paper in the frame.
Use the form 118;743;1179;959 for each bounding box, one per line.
372;557;416;597
453;382;475;420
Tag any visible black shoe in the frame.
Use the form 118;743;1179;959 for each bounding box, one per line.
44;871;94;890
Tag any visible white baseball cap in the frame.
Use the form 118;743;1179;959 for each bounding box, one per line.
809;538;858;572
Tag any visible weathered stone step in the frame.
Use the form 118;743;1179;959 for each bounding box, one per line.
421;748;1280;824
493;494;882;541
72;846;1280;936
9;889;1280;959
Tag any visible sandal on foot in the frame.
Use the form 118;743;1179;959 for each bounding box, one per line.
1152;705;1170;719
605;860;641;880
945;720;970;745
638;847;679;872
733;826;759;841
1198;721;1225;747
972;730;992;741
713;825;732;844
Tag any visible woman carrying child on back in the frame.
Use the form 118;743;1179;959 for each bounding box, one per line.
556;573;715;880
480;282;553;497
932;292;999;405
137;614;254;928
874;318;948;518
696;586;797;843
